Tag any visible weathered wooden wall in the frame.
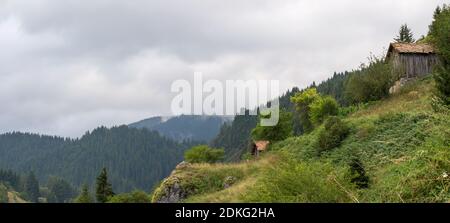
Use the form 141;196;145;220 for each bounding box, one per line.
392;53;438;78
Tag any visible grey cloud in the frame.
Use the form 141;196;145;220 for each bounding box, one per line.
0;0;446;137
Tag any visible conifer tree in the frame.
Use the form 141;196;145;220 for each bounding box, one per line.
394;24;415;43
429;4;450;107
74;184;93;203
24;171;40;203
95;168;114;203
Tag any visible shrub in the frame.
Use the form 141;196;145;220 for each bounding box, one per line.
316;117;350;154
184;145;224;164
108;190;150;203
348;158;369;189
291;88;340;133
344;56;394;104
290;88;321;133
251;109;293;141
310;96;339;125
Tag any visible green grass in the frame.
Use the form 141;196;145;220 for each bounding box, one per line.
153;78;450;202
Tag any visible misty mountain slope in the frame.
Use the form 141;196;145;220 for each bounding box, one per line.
0;126;195;192
129;115;233;142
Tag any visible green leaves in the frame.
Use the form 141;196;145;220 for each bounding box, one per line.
184;145;224;164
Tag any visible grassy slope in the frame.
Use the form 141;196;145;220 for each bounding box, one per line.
153;78;450;203
7;191;27;203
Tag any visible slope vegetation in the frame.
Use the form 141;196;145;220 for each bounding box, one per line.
153;78;450;202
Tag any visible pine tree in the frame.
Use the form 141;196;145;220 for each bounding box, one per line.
428;6;442;36
95;168;114;203
74;184;93;203
429;4;450;107
394;24;415;43
24;171;40;203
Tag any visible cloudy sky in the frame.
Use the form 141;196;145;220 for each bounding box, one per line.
0;0;446;137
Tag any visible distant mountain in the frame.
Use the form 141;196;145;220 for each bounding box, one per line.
129;115;233;142
0;126;197;193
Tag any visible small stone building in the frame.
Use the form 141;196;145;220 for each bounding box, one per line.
386;42;438;78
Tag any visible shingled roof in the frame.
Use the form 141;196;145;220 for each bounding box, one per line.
387;43;435;56
254;140;270;151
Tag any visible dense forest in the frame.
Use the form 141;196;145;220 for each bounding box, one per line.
129;115;232;142
0;126;196;194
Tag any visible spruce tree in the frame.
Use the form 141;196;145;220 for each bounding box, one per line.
95;168;114;203
74;184;93;203
429;4;450;107
24;171;40;203
394;24;415;43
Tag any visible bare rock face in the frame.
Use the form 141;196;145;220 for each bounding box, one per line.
153;161;192;203
175;161;190;170
155;178;187;203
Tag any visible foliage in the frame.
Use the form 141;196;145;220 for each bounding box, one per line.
429;4;450;107
24;171;40;203
290;88;321;133
130;115;230;142
316;117;350;154
394;23;415;43
348;158;369;188
95;168;114;203
242;153;356;202
0;183;8;203
344;56;394;104
0;125;191;193
210;111;259;161
108;190;151;203
46;176;77;203
74;184;93;203
310;96;339;125
0;169;20;191
184;145;225;164
317;72;351;106
251;109;293;142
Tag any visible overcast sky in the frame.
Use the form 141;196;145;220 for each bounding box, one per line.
0;0;446;137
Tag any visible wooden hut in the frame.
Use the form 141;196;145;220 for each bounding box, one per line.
386;42;438;78
251;140;270;157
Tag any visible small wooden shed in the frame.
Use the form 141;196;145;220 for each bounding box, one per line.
251;140;270;157
386;43;438;78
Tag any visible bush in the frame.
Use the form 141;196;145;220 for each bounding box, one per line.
316;117;350;154
184;145;224;164
348;158;369;189
291;88;340;133
310;96;339;125
344;56;394;104
251;109;293;141
290;88;321;133
108;190;150;203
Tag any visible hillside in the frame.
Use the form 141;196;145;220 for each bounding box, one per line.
0;126;196;193
210;73;349;161
129;115;232;142
152;78;450;202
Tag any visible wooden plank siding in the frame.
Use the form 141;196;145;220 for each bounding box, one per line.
387;43;438;78
392;53;439;78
